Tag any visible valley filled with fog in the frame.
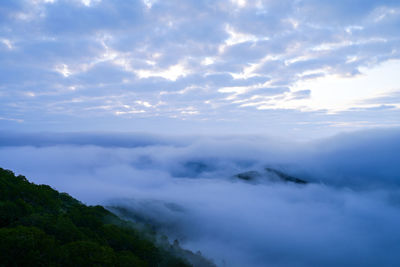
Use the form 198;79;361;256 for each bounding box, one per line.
1;129;400;267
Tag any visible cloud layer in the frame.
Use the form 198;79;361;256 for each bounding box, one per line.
1;129;400;266
1;0;400;137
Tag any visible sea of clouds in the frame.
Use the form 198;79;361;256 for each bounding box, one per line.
1;129;400;267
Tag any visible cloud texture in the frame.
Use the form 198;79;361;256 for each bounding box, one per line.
1;0;400;137
1;129;400;266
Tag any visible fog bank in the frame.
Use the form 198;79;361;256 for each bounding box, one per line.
1;129;399;266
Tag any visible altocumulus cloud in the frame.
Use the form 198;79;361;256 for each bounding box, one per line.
1;129;400;266
1;0;400;136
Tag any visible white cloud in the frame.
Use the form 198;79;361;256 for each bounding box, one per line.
231;0;247;8
135;100;152;108
0;39;13;50
201;57;215;66
55;64;72;77
80;0;101;7
1;0;400;136
135;63;190;81
1;130;400;266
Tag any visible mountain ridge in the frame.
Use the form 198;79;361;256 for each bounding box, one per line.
0;167;215;267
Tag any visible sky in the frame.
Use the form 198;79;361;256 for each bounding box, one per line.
1;0;400;138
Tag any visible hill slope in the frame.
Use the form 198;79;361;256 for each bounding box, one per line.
0;167;213;267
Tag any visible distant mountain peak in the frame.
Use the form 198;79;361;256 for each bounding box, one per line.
234;167;308;184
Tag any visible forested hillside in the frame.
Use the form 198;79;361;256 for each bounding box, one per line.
0;167;211;267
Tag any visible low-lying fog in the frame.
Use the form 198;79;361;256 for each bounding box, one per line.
1;129;400;267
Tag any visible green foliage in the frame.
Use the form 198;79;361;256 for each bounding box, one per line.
0;226;58;266
60;241;115;266
0;168;191;267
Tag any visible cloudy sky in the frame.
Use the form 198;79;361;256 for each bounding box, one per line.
1;0;400;138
